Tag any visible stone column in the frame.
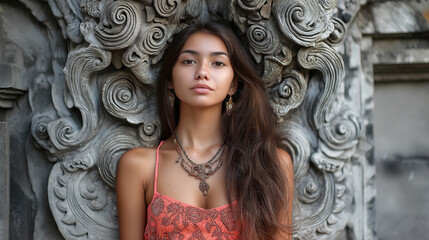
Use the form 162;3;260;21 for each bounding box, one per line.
0;122;10;240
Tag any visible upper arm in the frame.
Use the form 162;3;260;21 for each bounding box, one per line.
116;148;154;240
278;148;294;192
277;148;294;239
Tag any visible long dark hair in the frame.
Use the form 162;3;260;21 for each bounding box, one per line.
157;21;292;239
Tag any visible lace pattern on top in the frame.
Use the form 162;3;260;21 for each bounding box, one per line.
144;141;242;240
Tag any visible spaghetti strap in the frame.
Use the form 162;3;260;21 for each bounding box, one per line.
154;140;164;193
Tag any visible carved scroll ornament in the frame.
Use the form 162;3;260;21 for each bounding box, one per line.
30;0;363;239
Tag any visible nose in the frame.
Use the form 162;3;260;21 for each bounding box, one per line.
194;62;209;80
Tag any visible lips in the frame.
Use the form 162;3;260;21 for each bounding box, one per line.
190;84;213;91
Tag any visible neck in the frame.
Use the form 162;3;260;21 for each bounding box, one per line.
175;102;223;150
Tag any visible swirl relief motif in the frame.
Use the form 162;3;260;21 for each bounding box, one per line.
30;0;365;239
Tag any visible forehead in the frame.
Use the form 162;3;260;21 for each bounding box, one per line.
181;31;228;54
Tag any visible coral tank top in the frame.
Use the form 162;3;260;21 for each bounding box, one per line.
144;141;242;240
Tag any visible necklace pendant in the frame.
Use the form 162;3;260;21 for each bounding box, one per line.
199;181;209;196
173;131;225;197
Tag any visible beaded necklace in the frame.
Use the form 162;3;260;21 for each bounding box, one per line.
173;131;224;196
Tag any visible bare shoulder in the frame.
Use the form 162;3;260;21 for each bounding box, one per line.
117;147;157;184
120;147;157;163
276;148;294;179
116;147;157;238
276;148;292;167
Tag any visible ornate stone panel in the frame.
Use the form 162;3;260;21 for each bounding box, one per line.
20;0;372;239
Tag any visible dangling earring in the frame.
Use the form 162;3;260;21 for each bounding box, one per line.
168;89;175;108
226;95;234;115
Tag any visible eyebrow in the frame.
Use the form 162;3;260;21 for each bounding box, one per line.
180;49;229;57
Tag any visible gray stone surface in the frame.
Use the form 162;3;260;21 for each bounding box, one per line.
0;1;29;109
344;1;429;239
376;159;429;240
374;81;429;240
0;122;10;240
374;81;429;160
0;1;65;240
28;0;364;239
357;1;429;239
371;1;429;34
5;0;428;239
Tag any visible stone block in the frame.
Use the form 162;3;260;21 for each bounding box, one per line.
371;1;429;34
376;159;429;240
0;122;10;240
374;81;429;160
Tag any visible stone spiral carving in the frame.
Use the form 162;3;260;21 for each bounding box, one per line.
48;46;111;151
49;164;119;240
62;148;97;172
319;0;338;14
139;121;161;146
297;42;344;129
326;17;346;45
121;23;168;85
269;70;308;117
33;117;50;141
98;128;141;188
319;109;362;152
237;0;267;11
154;0;181;17
31;113;56;153
279;120;350;238
123;44;148;69
101;71;149;124
279;121;311;180
122;45;157;85
293;168;350;238
297;42;363;173
30;0;366;239
140;23;169;57
312;109;362;172
297;169;322;204
247;21;277;55
311;150;344;172
261;46;293;86
95;0;141;50
47;126;143;239
273;0;336;46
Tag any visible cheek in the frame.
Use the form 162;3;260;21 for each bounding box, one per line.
217;70;235;92
171;67;190;99
171;66;186;86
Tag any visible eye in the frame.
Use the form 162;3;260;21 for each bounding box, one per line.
213;61;226;67
183;59;196;64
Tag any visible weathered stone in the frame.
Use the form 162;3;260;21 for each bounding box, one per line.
371;1;429;34
29;0;362;239
0;122;10;240
377;159;429;240
0;1;67;240
4;0;428;239
354;1;429;239
374;81;429;159
0;8;26;109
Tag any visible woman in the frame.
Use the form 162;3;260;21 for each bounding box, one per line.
116;21;294;240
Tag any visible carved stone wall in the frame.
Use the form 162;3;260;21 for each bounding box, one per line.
0;0;387;239
353;1;429;240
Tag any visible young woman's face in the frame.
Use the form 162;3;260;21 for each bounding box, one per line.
171;31;236;109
